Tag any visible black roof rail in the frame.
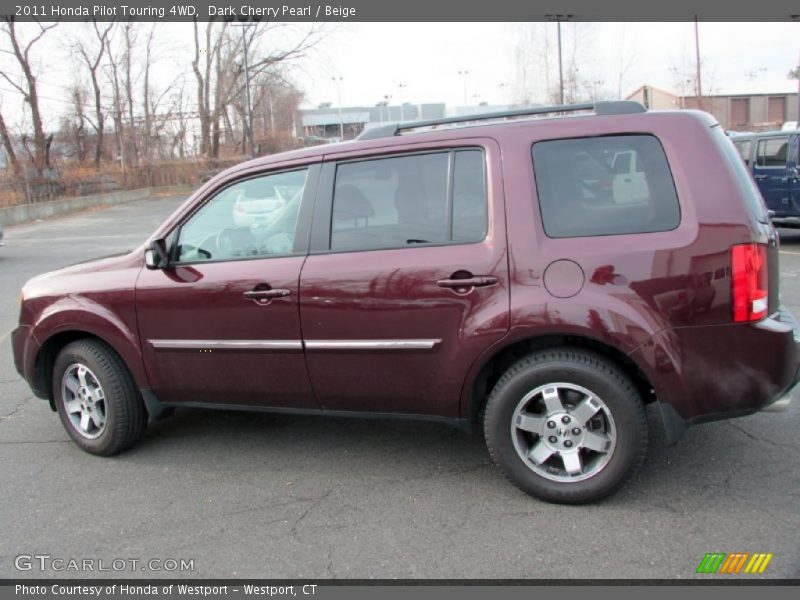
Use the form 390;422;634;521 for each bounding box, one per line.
356;100;646;141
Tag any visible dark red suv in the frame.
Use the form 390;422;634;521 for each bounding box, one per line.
12;101;799;503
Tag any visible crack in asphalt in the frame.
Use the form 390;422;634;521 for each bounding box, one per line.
725;421;795;449
0;395;34;424
220;494;325;519
290;488;334;542
325;548;337;579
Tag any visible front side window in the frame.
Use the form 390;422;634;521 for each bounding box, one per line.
330;149;487;251
532;135;680;238
175;169;308;263
756;138;789;168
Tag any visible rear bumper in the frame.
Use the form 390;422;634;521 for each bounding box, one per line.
633;306;800;444
758;306;800;413
772;216;800;229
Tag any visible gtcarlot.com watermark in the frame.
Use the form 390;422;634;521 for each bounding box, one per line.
14;554;194;573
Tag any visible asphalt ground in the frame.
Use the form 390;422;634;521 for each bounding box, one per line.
0;196;798;579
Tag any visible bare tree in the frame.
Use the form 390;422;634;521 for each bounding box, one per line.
193;22;325;158
0;19;58;171
615;25;636;99
513;23;551;105
74;21;113;167
122;23;140;165
0;104;22;176
141;23;157;161
67;85;89;164
104;26;126;169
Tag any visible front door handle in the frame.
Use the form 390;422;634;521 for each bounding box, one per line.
754;174;768;180
437;275;498;293
243;287;292;305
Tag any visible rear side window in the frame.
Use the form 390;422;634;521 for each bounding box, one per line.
755;138;789;167
531;135;680;238
331;150;487;251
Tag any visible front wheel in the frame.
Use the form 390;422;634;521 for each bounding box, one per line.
483;348;648;504
53;339;147;456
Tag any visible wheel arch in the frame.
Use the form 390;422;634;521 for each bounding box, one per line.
33;328;146;407
463;333;656;424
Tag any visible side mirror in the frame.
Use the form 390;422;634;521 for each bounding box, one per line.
144;239;169;270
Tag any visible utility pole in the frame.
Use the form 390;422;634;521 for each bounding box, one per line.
233;22;256;157
694;17;703;111
332;76;344;140
557;22;564;104
545;15;572;105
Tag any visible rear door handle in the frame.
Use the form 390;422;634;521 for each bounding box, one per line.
437;275;498;290
243;288;292;305
754;174;768;180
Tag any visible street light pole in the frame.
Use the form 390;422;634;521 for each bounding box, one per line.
458;70;469;106
383;94;392;122
331;76;344;140
398;83;407;121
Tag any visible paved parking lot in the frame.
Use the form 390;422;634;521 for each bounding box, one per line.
0;196;798;579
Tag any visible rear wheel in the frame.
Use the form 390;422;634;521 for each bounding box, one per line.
53;339;147;456
483;348;648;504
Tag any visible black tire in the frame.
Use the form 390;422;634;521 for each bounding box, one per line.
53;339;147;456
483;348;648;504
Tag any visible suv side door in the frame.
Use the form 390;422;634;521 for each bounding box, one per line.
298;140;509;418
753;135;793;216
135;164;320;409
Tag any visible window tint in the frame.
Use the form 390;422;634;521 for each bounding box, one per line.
756;138;789;167
331;150;486;251
452;150;488;242
175;169;308;262
532;135;680;238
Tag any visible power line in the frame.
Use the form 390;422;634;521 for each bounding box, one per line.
0;85;75;106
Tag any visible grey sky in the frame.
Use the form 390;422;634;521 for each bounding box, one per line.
0;21;797;131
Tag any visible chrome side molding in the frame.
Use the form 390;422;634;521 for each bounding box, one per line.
149;339;442;351
150;340;303;350
304;339;442;350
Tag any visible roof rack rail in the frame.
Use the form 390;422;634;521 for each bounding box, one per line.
356;100;646;141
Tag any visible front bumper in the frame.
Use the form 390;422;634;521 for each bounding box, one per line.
11;325;44;397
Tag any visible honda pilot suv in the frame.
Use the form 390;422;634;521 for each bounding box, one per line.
12;101;800;504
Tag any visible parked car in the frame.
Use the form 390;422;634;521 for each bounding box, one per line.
0;223;4;247
230;173;305;229
731;129;799;228
12;101;799;504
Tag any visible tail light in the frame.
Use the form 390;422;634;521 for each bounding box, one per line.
731;243;768;322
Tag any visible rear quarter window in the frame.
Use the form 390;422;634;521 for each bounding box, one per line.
531;135;680;238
